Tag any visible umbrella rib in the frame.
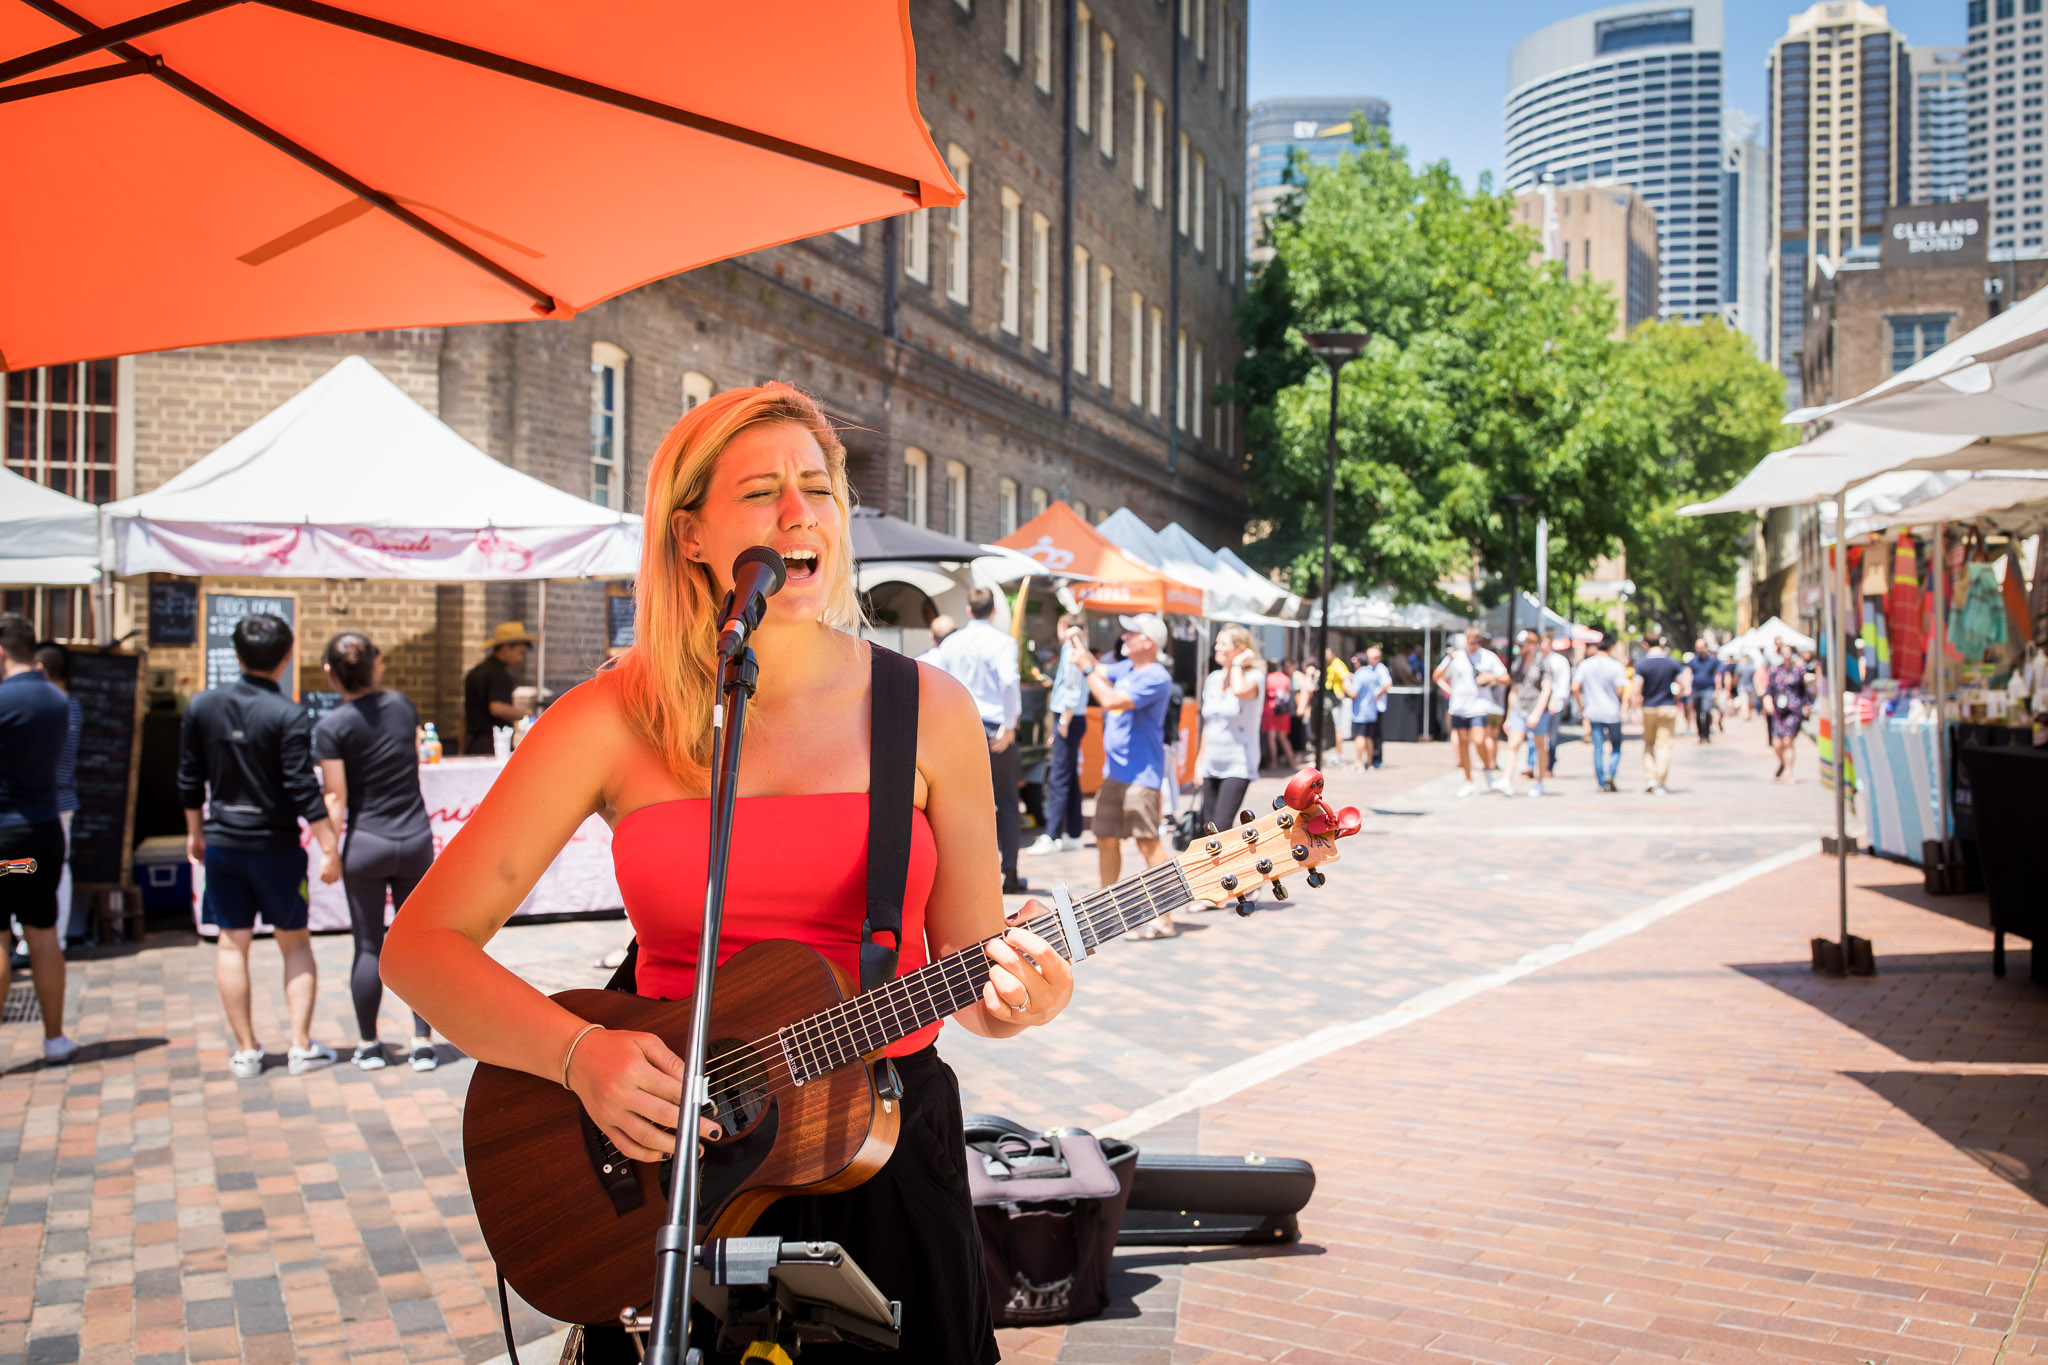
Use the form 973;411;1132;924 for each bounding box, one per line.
19;0;560;315
0;56;155;105
0;0;244;85
257;0;925;197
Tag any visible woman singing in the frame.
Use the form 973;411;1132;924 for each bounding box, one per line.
383;384;1071;1363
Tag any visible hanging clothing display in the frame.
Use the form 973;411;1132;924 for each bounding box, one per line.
1888;533;1923;688
1950;561;2009;661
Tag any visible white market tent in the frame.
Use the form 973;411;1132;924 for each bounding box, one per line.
1213;546;1298;617
0;466;100;586
1678;422;2048;518
104;356;641;581
1717;616;1817;662
1854;471;2048;531
1096;508;1286;624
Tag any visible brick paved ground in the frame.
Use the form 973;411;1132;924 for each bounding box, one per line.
6;715;2042;1364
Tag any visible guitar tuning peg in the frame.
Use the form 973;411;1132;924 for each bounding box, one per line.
1234;896;1253;917
1305;870;1326;889
1269;882;1289;901
1272;794;1288;810
1202;822;1218;835
1237;809;1255;825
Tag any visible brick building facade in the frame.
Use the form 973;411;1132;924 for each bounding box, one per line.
1800;255;2048;407
3;0;1249;733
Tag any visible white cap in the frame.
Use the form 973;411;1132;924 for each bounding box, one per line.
1117;613;1169;650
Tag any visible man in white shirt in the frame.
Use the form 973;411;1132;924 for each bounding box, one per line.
1572;633;1629;793
1345;645;1393;770
1434;626;1510;797
923;589;1026;892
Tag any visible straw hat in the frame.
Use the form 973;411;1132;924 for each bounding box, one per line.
483;621;536;652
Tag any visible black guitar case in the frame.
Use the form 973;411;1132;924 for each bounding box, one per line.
1116;1151;1316;1247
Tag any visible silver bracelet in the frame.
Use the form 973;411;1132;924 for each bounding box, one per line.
561;1023;604;1090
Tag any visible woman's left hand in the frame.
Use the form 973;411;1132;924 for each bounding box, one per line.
980;902;1073;1029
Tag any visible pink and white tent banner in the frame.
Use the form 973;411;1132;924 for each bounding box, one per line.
116;519;642;581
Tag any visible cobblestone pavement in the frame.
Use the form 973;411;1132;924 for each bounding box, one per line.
10;717;2039;1365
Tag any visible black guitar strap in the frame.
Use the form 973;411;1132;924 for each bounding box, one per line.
606;645;919;999
862;645;919;995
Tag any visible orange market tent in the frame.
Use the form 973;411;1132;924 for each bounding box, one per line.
0;1;961;369
994;501;1203;616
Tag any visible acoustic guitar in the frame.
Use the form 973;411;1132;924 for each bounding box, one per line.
464;768;1361;1325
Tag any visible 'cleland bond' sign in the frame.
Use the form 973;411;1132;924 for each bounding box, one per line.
1881;203;1988;270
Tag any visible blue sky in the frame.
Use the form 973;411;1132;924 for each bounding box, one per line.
1248;1;1967;188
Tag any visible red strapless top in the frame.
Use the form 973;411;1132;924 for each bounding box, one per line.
611;794;943;1056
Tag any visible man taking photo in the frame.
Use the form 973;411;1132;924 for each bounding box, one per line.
1070;613;1176;938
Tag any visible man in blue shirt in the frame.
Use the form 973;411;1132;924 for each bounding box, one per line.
1027;613;1090;856
1070;612;1176;936
0;613;77;1063
1346;645;1393;770
1687;637;1721;744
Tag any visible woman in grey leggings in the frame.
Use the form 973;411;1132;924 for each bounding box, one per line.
315;633;438;1071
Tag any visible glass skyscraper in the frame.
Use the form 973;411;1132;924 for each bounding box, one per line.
1504;2;1726;321
1244;96;1391;262
1965;0;2048;258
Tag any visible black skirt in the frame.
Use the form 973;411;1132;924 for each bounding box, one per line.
579;1046;997;1365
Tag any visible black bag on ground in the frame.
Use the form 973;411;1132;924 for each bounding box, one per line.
964;1114;1138;1327
1118;1151;1316;1247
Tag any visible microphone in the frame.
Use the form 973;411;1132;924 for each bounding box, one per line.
716;547;788;661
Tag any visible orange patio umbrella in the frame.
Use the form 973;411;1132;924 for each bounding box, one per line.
0;0;961;370
995;500;1204;616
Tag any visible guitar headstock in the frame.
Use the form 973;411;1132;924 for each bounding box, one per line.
1176;768;1361;911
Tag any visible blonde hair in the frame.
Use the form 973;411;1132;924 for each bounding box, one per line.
1217;625;1256;656
614;382;861;782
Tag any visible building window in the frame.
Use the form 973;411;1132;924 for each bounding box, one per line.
1178;133;1191;233
1098;31;1116;156
834;224;861;245
905;206;930;282
682;371;713;411
1192;343;1205;439
590;342;627;510
903;447;929;527
1889;313;1952;371
946;460;969;539
1148;306;1164;415
1095;264;1113;384
2;360;120;640
1179;0;1189;39
1030;485;1049;518
1129;291;1145;403
1132;74;1147;189
999;477;1020;535
1194;0;1206;62
1004;0;1022;62
946;145;972;304
1026;213;1053;351
1034;0;1051;92
1076;4;1092;134
999;188;1022;334
1175;327;1189;429
1151;99;1166;209
1194;150;1207;251
1072;244;1091;373
1073;499;1089;523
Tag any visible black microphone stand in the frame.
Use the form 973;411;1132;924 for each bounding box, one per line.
646;611;758;1365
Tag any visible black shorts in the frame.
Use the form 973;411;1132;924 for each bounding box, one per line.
203;845;309;932
1450;714;1490;731
0;821;65;931
1353;717;1383;742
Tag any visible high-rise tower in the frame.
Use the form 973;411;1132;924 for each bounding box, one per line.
1504;2;1725;322
1965;0;2048;258
1911;45;1969;204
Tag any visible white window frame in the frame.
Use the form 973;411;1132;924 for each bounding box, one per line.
1194;150;1207;251
1195;0;1206;62
945;460;969;540
1178;133;1190;234
999;188;1022;334
1218;11;1228;91
1193;342;1205;439
1034;0;1052;92
954;0;970;9
1129;291;1145;403
1132;73;1147;189
1098;30;1115;157
681;370;713;411
945;145;972;304
834;224;861;245
999;476;1020;535
1073;499;1088;524
1030;485;1049;518
1151;99;1166;210
1148;306;1164;416
1175;327;1188;429
590;342;627;510
1072;244;1090;374
1004;0;1022;63
1076;3;1092;134
1095;263;1113;385
1179;0;1189;38
905;207;931;282
1031;212;1052;351
902;447;929;527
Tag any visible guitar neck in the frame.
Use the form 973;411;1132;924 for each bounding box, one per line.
780;858;1193;1084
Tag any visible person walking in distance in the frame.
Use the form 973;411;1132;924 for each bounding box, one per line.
1262;657;1296;772
463;622;533;755
33;643;83;943
1323;647;1352;760
314;632;439;1072
180;613;342;1078
921;589;1026;894
0;615;78;1062
1434;626;1510;797
1633;633;1689;795
1501;631;1555;797
1541;632;1573;774
1760;636;1813;784
1687;638;1720;743
1025;614;1088;855
1346;644;1392;770
1071;614;1177;938
1195;626;1266;834
1572;633;1628;792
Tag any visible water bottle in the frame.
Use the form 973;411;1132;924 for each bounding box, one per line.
419;722;443;765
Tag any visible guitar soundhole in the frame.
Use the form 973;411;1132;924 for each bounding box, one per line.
705;1037;772;1135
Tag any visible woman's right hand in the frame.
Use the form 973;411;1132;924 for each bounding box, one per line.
564;1027;722;1161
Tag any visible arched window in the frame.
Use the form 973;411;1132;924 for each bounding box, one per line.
681;371;713;411
902;447;929;527
590;342;628;510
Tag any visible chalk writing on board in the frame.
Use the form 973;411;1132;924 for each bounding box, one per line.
66;651;140;886
148;579;198;646
608;593;636;649
204;593;296;693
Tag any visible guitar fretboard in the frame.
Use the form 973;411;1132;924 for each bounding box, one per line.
779;858;1193;1084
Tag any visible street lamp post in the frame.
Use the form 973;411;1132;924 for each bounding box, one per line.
1303;330;1371;772
1504;493;1536;648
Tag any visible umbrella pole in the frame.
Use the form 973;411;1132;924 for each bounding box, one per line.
536;581;549;708
1423;625;1432;741
1831;492;1851;961
1933;520;1951;844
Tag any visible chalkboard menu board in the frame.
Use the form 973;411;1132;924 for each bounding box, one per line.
301;690;343;732
608;592;636;649
204;591;297;695
148;578;198;645
65;648;143;887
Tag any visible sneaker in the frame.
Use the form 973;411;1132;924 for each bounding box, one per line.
229;1048;264;1079
1059;836;1085;852
1528;782;1545;798
42;1035;76;1065
1456;782;1476;798
1023;835;1059;856
288;1043;338;1076
1651;784;1671;797
352;1042;388;1071
1491;776;1514;796
409;1043;439;1073
1001;876;1031;896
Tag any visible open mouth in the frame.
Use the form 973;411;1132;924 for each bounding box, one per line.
781;549;821;583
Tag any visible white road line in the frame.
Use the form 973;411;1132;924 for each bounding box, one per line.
1386;822;1825;838
1096;841;1818;1142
